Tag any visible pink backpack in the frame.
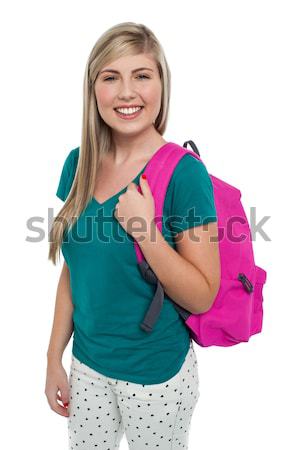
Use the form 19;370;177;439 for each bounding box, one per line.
134;140;267;347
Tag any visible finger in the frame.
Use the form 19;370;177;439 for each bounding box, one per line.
46;389;69;417
126;182;138;191
57;390;69;408
139;174;151;196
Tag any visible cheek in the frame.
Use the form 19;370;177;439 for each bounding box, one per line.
95;85;115;107
142;82;162;105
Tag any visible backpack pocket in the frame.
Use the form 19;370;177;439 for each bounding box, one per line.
187;268;266;347
186;275;254;346
250;265;267;336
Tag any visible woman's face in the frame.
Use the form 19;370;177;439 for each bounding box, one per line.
94;53;162;137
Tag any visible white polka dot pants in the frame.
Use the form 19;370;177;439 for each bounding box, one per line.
67;340;200;449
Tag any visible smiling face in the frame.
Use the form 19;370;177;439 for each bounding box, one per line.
94;53;162;138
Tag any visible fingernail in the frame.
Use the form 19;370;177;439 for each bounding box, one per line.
142;174;147;179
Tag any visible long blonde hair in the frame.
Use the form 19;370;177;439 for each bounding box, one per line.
48;22;171;265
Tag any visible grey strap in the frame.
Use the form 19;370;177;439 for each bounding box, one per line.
138;260;165;332
138;260;193;333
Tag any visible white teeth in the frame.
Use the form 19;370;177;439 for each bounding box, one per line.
116;106;142;115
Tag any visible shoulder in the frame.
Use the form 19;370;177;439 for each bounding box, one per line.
58;146;79;178
169;152;213;191
56;146;79;201
64;146;79;170
164;151;217;232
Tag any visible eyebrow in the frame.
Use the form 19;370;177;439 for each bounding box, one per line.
100;67;154;74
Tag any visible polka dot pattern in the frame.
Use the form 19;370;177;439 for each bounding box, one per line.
67;340;200;449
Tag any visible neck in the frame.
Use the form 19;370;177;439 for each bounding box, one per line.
110;128;167;165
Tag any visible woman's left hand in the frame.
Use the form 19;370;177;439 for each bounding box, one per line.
114;175;155;239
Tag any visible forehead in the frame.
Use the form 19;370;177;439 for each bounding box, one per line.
101;53;157;73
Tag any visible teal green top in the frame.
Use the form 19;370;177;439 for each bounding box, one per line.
56;144;217;384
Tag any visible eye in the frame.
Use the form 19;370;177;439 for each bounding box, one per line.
102;74;150;82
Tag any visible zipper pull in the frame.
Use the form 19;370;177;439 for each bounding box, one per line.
238;273;254;293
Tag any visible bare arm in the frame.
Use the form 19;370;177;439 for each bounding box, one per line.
45;261;73;417
136;221;220;315
47;261;74;364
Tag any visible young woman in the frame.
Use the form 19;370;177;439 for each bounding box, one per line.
46;22;220;450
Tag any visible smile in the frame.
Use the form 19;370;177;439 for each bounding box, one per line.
114;106;144;120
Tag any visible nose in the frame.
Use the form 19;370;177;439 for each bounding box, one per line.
117;78;137;100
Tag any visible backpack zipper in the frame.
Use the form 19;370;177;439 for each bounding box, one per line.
238;273;254;293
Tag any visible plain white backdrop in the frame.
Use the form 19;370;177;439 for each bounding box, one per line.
1;0;298;448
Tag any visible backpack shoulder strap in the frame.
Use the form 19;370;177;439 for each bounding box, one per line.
134;141;202;263
134;141;203;332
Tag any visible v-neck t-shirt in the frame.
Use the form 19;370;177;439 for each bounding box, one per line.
56;143;217;384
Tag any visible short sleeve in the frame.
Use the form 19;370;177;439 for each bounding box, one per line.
167;153;217;234
56;147;79;201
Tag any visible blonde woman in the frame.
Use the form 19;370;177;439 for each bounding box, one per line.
46;22;220;450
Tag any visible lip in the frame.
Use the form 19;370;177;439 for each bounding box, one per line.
113;105;144;110
114;106;144;120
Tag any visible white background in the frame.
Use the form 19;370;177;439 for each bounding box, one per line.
1;0;298;449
